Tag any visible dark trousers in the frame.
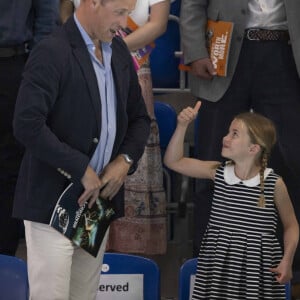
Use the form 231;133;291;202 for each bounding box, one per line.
0;54;27;255
194;39;300;271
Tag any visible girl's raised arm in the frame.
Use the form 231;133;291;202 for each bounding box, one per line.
164;101;219;180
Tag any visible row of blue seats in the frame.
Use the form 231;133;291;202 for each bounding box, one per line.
0;253;292;300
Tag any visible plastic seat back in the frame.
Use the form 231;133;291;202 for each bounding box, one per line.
0;254;29;300
97;252;160;300
154;100;177;151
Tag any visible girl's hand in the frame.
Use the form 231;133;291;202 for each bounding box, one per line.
269;260;293;284
177;101;201;127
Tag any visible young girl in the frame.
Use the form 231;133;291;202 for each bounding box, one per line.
164;101;299;299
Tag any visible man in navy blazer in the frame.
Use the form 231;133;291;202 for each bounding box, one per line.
13;0;150;299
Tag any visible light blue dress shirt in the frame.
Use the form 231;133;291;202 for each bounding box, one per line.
74;15;117;175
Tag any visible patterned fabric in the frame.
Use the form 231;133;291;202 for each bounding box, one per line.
192;164;285;300
106;63;167;255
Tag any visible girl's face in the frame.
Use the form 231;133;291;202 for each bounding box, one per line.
221;119;254;161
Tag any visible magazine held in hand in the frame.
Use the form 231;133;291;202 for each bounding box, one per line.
206;20;233;77
50;183;115;257
179;20;233;77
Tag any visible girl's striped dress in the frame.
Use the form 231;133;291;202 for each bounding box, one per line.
192;163;286;299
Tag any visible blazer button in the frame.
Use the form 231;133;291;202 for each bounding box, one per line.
93;137;99;144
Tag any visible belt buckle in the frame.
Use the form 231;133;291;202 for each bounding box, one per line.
246;28;260;41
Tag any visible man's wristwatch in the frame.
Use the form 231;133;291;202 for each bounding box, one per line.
120;154;134;165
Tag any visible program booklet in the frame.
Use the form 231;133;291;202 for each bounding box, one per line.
49;183;115;257
179;20;234;77
117;16;155;71
206;19;234;76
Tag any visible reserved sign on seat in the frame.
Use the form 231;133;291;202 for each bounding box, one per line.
97;274;143;300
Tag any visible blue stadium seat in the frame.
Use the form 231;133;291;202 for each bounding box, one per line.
178;258;197;300
98;253;160;300
150;16;180;89
178;257;292;300
0;254;29;300
154;99;193;250
154;100;177;151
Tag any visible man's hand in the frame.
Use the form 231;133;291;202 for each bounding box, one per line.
78;165;102;207
191;58;216;80
98;155;131;201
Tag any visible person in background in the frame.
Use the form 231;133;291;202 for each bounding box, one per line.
180;0;300;282
164;101;299;299
60;0;170;256
12;0;150;299
60;0;76;23
106;0;170;255
0;0;59;256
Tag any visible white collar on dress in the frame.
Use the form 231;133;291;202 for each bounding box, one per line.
223;164;272;187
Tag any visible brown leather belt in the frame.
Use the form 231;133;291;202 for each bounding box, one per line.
244;29;290;41
0;44;27;57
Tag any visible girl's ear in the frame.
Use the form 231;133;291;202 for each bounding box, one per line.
249;143;261;155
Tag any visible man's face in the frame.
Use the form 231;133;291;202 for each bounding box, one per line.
90;0;136;42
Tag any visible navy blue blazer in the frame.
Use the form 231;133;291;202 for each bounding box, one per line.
13;17;150;223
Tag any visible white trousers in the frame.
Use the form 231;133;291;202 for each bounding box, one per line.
24;221;108;300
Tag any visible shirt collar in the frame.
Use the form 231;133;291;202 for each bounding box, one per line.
223;163;272;187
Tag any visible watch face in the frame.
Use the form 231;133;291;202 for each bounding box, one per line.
122;154;133;164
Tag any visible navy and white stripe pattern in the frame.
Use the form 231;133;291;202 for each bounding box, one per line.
192;164;285;299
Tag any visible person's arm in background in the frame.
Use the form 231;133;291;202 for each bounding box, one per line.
59;0;74;23
180;0;216;79
32;0;60;46
123;1;170;52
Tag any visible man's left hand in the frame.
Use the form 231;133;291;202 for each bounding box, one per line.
98;155;131;200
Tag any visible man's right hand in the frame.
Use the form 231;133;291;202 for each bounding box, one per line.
191;58;216;80
78;165;102;207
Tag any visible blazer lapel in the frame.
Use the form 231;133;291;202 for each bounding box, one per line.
65;17;102;133
73;48;102;133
